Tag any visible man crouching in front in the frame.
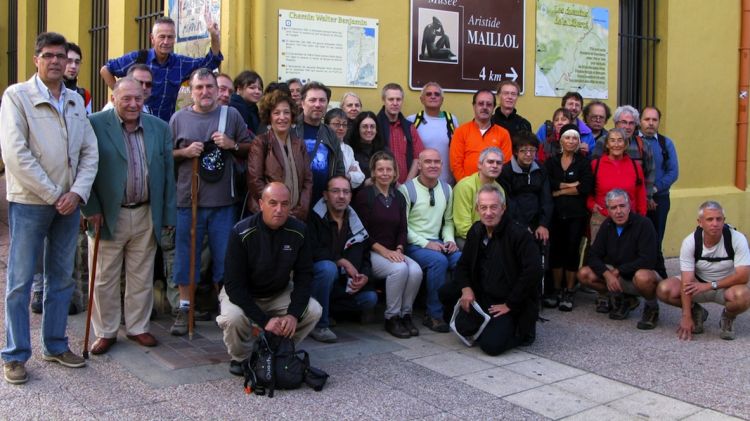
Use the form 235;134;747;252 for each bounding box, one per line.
217;182;322;376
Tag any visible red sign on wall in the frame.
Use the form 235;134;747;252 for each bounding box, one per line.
409;0;526;93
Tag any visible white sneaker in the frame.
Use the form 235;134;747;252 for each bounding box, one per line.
310;327;337;343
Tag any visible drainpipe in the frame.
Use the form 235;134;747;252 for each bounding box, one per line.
736;0;750;190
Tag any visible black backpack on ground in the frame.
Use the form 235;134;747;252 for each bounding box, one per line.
243;332;328;397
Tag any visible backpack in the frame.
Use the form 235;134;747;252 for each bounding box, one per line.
198;106;230;183
413;110;456;141
693;225;735;263
243;332;328;398
402;178;451;211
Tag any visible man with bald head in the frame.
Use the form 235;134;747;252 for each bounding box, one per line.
218;182;322;376
82;77;177;355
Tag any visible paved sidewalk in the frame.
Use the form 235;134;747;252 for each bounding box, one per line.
0;187;748;419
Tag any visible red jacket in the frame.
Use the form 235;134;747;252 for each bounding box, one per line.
588;154;647;216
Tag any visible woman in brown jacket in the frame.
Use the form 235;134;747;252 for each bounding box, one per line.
247;90;313;220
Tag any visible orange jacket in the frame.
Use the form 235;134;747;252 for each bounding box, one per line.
449;120;512;182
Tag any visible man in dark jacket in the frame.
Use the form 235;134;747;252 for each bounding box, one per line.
439;184;541;355
218;182;322;376
308;176;377;343
491;80;531;137
294;81;345;206
578;189;661;329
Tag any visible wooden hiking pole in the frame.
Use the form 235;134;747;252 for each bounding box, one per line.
82;222;101;359
188;157;199;339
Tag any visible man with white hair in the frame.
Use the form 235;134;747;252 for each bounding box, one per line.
657;201;750;341
578;189;660;330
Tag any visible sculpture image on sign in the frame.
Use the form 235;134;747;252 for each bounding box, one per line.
419;13;458;63
410;0;525;93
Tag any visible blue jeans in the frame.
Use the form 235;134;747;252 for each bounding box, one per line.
3;203;79;362
174;206;236;286
407;243;461;319
311;260;377;329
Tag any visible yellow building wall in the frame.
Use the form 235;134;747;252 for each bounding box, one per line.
0;0;8;93
46;0;92;90
657;0;748;256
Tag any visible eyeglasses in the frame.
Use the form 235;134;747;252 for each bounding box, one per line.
135;79;153;88
424;91;442;98
588;115;606;121
500;91;518;97
330;122;348;129
429;188;436;207
617;120;637;126
39;53;67;61
518;148;537;155
475;102;494;107
484;159;502;165
327;188;351;196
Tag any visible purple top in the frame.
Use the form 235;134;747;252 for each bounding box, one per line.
353;185;407;251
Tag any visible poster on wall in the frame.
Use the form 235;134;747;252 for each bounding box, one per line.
409;0;525;93
535;0;609;98
278;9;379;88
167;0;221;110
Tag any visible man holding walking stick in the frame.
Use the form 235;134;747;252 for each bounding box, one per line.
0;32;98;384
170;68;251;336
81;77;177;354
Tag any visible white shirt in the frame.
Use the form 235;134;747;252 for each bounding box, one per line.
679;228;750;282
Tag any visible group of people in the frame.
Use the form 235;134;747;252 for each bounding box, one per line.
1;18;748;387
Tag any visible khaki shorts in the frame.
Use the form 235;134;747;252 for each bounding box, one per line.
605;265;647;296
674;275;727;305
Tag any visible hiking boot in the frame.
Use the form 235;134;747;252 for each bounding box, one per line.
310;327;338;343
422;314;449;333
720;309;736;340
4;361;28;385
609;295;640;320
558;289;574;312
595;295;611;313
385;317;410;339
637;303;659;330
170;307;189;336
542;291;559;308
30;291;43;314
691;303;709;334
229;359;247;376
401;314;419;336
42;350;86;368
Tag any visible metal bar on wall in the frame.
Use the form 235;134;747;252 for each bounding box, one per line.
8;0;18;85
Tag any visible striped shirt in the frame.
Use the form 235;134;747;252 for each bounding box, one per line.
105;49;223;122
116;115;149;205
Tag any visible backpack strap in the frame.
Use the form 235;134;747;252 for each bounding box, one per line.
444;111;455;140
439;179;451;207
694;225;735;263
631;157;642;186
634;135;645;158
657;133;669;171
413;110;425;128
403;179;417;210
218;105;228;133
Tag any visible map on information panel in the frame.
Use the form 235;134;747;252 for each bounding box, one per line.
535;0;609;99
278;10;378;88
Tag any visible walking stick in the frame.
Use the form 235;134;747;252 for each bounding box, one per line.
82;222;101;359
188;157;199;340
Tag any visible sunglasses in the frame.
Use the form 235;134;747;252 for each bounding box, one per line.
429;187;435;207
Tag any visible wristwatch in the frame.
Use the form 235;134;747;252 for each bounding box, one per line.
233;142;240;151
711;281;718;290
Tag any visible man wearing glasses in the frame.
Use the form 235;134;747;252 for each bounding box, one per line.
402;149;461;332
102;64;154;115
307;176;377;343
491;80;531;137
592;105;656;205
449;89;512;182
583;100;611;146
407;82;459;185
0;32;99;384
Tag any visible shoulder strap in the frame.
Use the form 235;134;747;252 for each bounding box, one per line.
413;110;425;128
402;118;414;168
631;157;642;186
218;105;228;133
593;158;601;195
444;111;455;139
694;225;735;262
634;135;644;157
404;179;417;210
657;134;669;171
439;180;451;207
